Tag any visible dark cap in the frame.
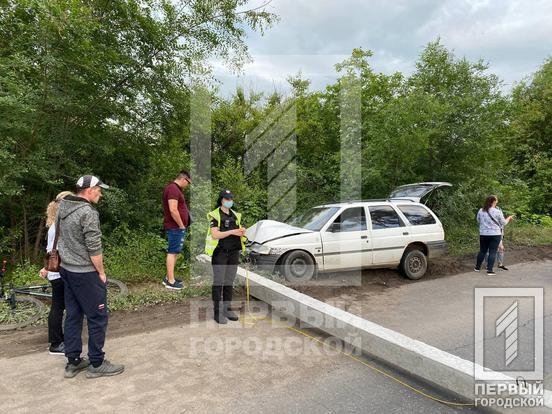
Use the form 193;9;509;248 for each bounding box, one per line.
178;170;191;183
219;189;234;200
76;175;110;189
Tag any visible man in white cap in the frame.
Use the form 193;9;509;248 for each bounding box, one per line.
57;175;124;379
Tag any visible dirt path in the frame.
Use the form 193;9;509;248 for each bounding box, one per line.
2;245;551;359
1;318;474;414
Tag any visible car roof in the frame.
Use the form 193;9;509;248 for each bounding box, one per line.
314;199;427;208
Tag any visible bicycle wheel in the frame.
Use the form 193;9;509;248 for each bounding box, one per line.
106;278;129;298
0;296;46;331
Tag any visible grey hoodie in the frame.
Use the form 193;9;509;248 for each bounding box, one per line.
57;195;102;273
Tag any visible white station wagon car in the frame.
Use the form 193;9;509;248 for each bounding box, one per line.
245;182;451;282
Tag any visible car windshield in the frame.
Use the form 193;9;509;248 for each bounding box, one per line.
389;184;433;198
287;207;339;231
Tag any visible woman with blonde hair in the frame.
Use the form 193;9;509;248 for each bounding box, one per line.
39;191;73;355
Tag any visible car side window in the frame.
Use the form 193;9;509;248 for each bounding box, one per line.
329;207;367;232
398;205;436;225
369;205;404;229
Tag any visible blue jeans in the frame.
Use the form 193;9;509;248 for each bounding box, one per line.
166;228;186;254
476;235;502;271
484;237;504;265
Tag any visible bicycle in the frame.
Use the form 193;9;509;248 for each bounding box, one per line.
0;260;129;331
0;260;45;331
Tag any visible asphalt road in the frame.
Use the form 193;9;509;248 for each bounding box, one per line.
323;260;552;392
1;316;478;413
5;261;550;413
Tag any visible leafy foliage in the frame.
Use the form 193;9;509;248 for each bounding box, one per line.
0;0;276;261
0;2;550;280
509;57;552;215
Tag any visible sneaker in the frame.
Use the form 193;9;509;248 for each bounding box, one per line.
474;268;480;272
164;275;183;283
49;342;65;356
498;265;509;271
64;358;90;378
487;271;496;276
163;277;183;290
86;360;125;379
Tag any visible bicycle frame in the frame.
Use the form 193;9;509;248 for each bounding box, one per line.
12;285;52;299
2;259;127;305
1;260;52;307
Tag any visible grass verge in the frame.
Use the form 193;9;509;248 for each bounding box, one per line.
445;223;552;255
108;282;211;311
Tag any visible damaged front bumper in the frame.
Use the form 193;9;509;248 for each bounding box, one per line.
246;242;283;272
247;251;280;272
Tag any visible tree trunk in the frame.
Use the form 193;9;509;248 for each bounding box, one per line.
33;218;45;261
23;205;29;260
10;210;17;265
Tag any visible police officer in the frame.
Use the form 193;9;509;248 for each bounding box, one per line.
205;189;246;324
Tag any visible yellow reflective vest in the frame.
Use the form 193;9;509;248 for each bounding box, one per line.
204;207;246;256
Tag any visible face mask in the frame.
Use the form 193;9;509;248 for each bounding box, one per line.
223;200;234;209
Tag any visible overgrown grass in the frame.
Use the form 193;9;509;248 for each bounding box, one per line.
2;261;43;287
108;283;211;311
103;225;190;284
445;222;552;255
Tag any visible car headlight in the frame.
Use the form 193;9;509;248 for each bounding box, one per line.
258;245;272;255
249;243;271;255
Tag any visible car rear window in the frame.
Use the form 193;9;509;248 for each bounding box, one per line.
398;205;436;225
369;205;404;229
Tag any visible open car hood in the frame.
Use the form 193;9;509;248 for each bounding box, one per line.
245;219;312;244
389;182;452;203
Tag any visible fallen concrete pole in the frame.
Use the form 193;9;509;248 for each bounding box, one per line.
235;265;478;399
197;255;550;412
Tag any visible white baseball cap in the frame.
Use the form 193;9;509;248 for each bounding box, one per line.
76;175;110;189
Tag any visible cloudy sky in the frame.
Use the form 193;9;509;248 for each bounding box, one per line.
213;0;552;97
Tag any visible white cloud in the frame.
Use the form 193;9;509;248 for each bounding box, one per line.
212;54;348;97
213;0;552;95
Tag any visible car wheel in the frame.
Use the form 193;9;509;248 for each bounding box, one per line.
280;250;316;283
400;248;427;280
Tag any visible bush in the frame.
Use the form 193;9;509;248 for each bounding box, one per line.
103;225;188;283
5;261;43;287
504;223;552;247
429;182;552;254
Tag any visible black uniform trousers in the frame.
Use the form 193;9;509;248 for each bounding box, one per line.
211;248;240;309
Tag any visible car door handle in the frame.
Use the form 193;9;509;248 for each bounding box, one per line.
403;232;409;235
360;235;368;239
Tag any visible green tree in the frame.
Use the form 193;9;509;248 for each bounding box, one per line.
509;57;552;214
364;40;508;195
0;0;276;261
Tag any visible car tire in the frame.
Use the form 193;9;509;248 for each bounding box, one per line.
280;250;316;284
400;248;427;280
